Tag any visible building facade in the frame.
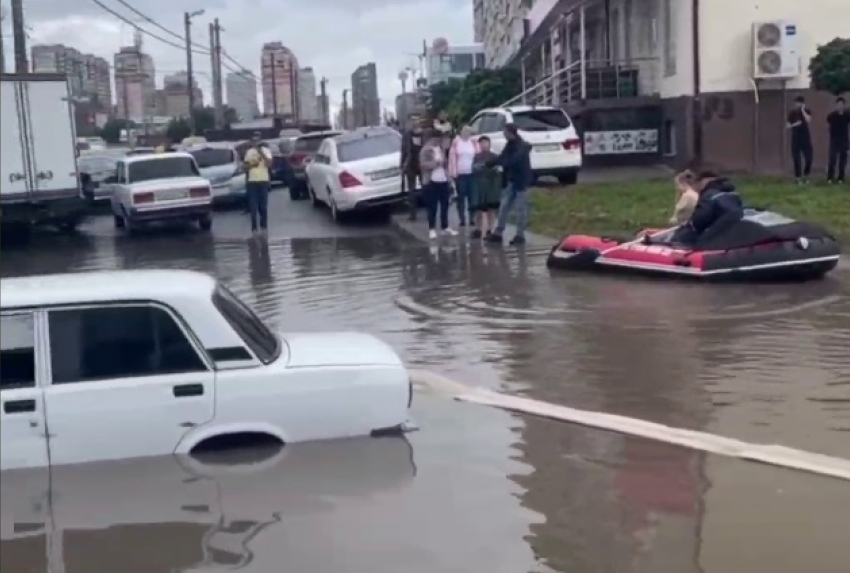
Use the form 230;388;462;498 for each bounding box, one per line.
261;42;299;119
30;44;111;107
316;94;330;124
394;92;420;129
114;46;155;122
474;0;533;68
351;62;380;127
225;70;259;121
162;71;204;118
298;67;318;121
497;0;847;174
425;44;487;85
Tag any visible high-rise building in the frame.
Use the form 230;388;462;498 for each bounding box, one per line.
261;42;299;118
162;71;203;118
298;67;318;121
30;44;111;107
114;46;155;121
474;0;531;67
350;62;380;128
394;92;419;129
226;70;259;121
316;94;329;125
426;44;486;85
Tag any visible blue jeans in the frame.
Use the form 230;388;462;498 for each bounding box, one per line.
425;181;451;230
494;184;529;238
454;174;474;224
246;181;270;230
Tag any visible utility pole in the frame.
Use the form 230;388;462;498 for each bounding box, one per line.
319;77;328;124
210;19;224;128
1;7;7;74
342;89;349;130
11;0;28;73
183;10;205;135
270;51;278;119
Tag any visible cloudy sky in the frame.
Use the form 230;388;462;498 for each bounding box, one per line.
2;0;473;113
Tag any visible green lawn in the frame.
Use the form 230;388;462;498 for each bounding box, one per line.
529;177;850;241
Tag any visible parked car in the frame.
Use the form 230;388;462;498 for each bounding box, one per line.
468;105;582;184
78;151;124;203
186;142;246;206
0;269;413;469
305;127;404;222
104;153;213;232
288;130;343;200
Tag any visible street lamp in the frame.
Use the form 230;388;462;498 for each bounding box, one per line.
184;9;205;135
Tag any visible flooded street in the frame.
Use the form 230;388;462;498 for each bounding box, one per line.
2;192;849;572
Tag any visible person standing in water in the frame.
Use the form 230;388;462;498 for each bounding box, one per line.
243;132;273;237
400;120;425;220
419;131;456;240
448;125;479;227
469;136;502;238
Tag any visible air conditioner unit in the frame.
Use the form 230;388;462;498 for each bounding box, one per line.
752;21;800;79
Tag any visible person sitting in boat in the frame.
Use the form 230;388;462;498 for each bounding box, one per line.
671;170;744;245
669;169;699;225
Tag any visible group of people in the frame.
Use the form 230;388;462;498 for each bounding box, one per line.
400;111;533;245
787;95;848;183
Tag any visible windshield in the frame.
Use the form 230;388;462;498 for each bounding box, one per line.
128;157;199;183
513;109;572;131
211;284;280;364
190;147;235;168
294;136;330;153
337;135;400;162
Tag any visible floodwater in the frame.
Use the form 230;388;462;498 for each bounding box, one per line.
2;197;849;572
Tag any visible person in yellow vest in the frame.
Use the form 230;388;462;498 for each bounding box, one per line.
243;132;273;236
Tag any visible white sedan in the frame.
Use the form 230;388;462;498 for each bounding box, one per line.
0;270;413;470
304;126;406;222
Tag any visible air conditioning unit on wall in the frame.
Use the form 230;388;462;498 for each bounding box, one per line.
752;21;800;79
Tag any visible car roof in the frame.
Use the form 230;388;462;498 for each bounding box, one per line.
332;127;397;145
296;130;342;140
480;106;563;115
185;141;236;151
121;152;194;164
1;270;217;310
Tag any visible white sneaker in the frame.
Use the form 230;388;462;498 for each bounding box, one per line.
442;228;458;236
428;229;438;240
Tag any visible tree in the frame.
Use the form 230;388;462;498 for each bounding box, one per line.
99;119;135;144
809;37;850;95
166;117;192;142
165;106;238;141
428;78;463;117
432;68;523;126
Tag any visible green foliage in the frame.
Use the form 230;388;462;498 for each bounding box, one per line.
165;106;239;141
427;79;464;117
166;117;192;142
809;38;850;95
99;119;135;144
426;68;522;126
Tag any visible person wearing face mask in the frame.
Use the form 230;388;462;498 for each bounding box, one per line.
401;120;426;220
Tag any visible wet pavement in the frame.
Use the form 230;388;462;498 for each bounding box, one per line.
2;190;849;572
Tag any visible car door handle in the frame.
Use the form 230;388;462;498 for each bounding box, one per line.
173;383;204;398
4;399;36;414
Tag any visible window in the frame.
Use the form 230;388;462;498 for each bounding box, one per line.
512;109;572;131
1;313;36;389
128;157;199;183
662;119;677;157
475;53;486;70
478;114;502;134
294;135;331;153
212;285;280;364
451;53;474;74
469;115;485;133
48;306;207;384
189;148;236;168
662;0;676;76
336;135;400;162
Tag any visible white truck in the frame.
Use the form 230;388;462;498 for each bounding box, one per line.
0;73;87;233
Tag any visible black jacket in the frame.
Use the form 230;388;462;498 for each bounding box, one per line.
688;178;744;235
488;138;533;189
400;131;423;172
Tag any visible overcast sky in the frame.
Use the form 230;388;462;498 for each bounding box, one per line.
2;0;474;113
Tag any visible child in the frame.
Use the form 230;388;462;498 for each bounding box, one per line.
670;169;699;225
469;136;502;239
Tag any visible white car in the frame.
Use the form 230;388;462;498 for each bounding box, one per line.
186;142;246;205
106;153;214;232
0;270;412;470
305;127;405;222
469;105;582;184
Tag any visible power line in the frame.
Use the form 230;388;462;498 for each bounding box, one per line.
111;0;209;53
88;0;206;55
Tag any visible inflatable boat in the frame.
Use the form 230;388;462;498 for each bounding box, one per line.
546;210;841;281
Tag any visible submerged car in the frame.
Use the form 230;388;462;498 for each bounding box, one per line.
0;270;413;469
547;209;841;281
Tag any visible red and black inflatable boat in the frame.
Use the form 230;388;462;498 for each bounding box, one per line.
547;210;841;281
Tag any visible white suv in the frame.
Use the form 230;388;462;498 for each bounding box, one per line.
469;106;582;184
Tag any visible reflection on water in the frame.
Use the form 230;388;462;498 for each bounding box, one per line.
2;231;849;572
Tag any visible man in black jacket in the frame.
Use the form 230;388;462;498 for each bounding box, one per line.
671;170;744;245
485;124;534;246
786;96;813;183
826;96;849;183
400;121;425;220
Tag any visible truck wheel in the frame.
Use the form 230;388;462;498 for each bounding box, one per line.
199;215;212;231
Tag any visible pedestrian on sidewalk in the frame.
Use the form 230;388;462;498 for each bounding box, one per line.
401;121;425;220
486;124;533;246
469;135;502;239
420;131;456;240
826;96;849;184
448;125;479;227
243;132;273;237
786;95;813;184
433;110;455;160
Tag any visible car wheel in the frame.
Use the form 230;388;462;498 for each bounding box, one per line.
114;214;125;228
309;183;320;208
198;215;212;231
558;171;578;185
288;184;300;201
330;198;343;223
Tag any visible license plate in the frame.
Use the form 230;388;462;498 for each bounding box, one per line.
535;144;561;152
157;189;187;200
369;168;399;180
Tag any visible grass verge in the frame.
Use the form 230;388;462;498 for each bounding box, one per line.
529;176;850;241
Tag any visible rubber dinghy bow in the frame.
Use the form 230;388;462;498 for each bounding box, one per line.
569;228;675;266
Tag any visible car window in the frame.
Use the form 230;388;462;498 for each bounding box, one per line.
337;135;400;162
79;156;119;173
189;147;236;168
48;306;207;384
469;115;484;133
478;114;500;134
294;136;329;153
128;157;200;183
116;163;126;182
512;109;572;131
211;284;280;364
1;313;36;390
